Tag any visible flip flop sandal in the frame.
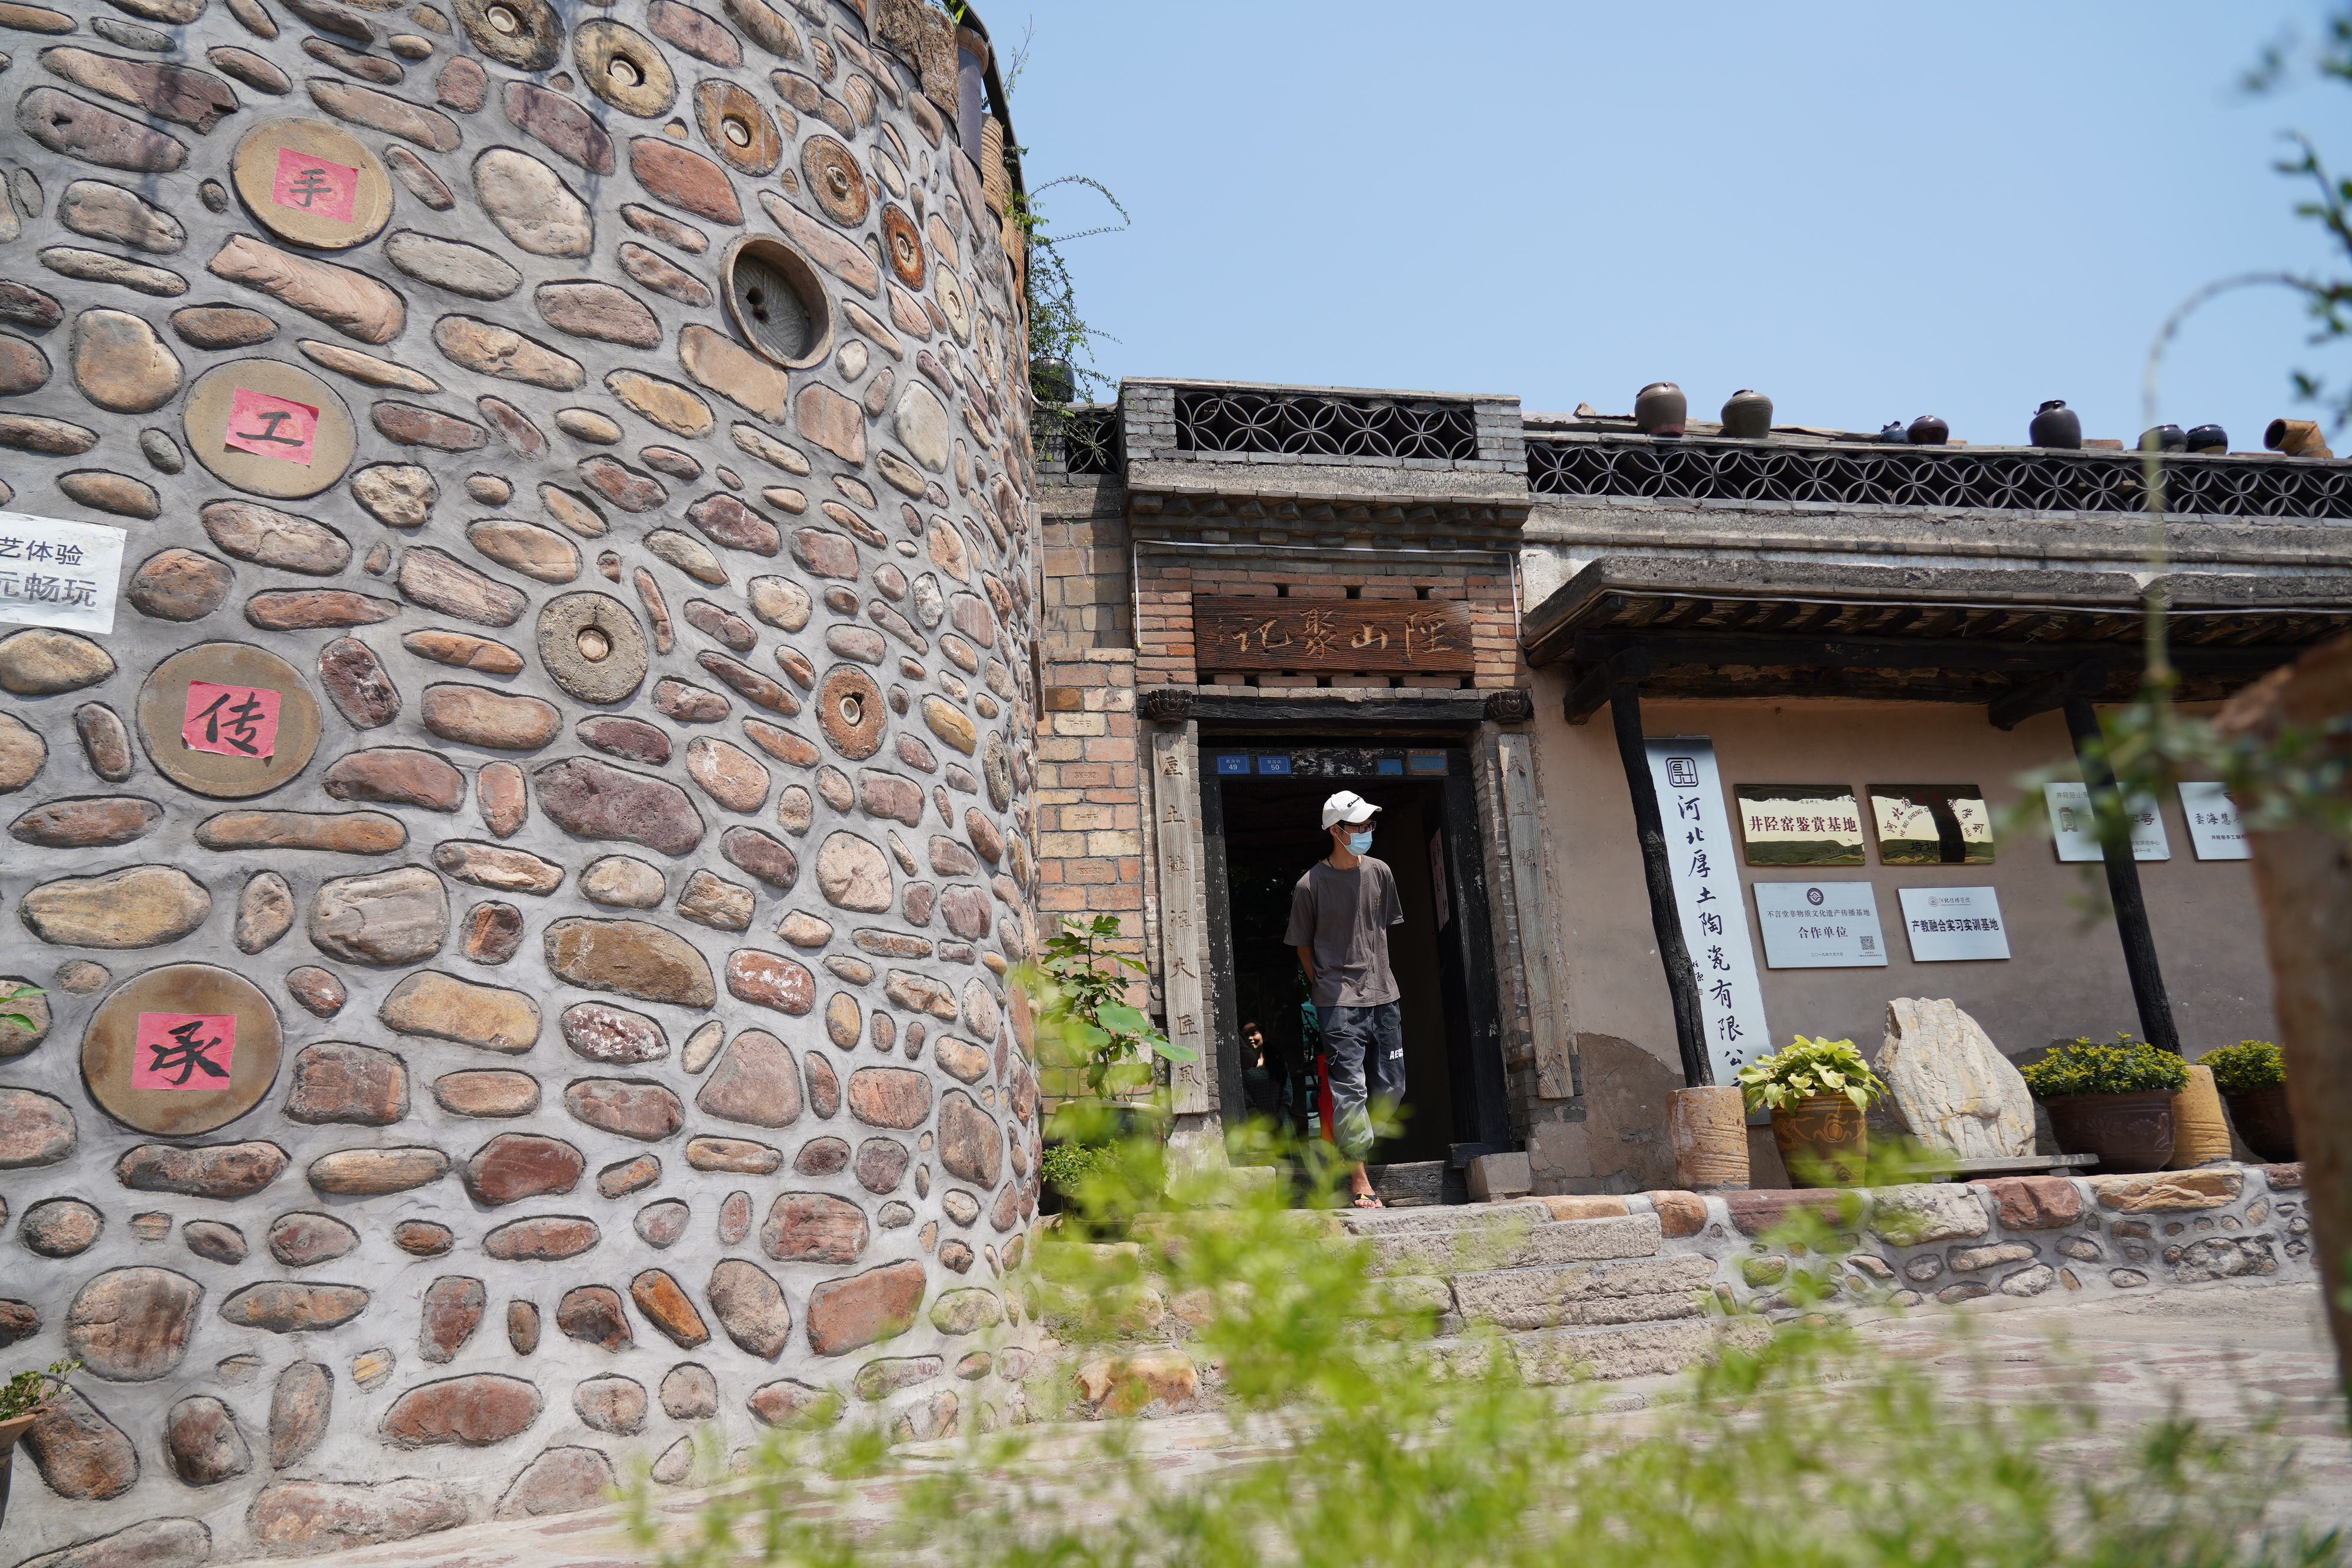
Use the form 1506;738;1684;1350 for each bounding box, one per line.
1351;1192;1384;1209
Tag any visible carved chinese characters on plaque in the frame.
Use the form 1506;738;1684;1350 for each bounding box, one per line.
1151;727;1211;1115
1193;598;1475;674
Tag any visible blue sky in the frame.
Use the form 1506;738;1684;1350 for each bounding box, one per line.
995;2;2347;447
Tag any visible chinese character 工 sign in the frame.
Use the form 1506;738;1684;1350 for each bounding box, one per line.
0;511;125;635
1193;599;1475;674
1646;738;1772;1082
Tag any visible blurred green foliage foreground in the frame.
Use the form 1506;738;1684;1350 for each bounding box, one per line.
625;1123;2346;1568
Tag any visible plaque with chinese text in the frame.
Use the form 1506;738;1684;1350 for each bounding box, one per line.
1194;598;1475;674
230;117;393;250
1734;783;1866;867
1896;886;2011;962
2178;782;2252;861
1752;881;1888;969
1644;737;1771;1080
83;964;281;1136
2043;782;2171;863
137;642;323;799
0;511;126;635
1868;783;1995;866
183;359;356;500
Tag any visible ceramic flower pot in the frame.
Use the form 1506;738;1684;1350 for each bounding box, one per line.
1719;388;1773;439
2224;1086;2297;1163
0;1410;39;1531
2041;1092;2175;1173
2029;398;2082;449
1770;1095;1868;1188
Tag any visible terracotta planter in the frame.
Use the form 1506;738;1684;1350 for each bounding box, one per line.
1770;1095;1868;1188
1;1409;39;1530
1668;1085;1749;1192
2041;1091;2175;1173
2226;1086;2297;1163
2167;1064;2235;1168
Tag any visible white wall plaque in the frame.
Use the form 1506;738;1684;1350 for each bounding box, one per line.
1646;738;1772;1080
2178;782;2252;861
0;512;127;635
2043;782;2170;863
1896;886;2011;962
1752;881;1889;969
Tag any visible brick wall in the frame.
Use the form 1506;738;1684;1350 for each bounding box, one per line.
1136;556;1525;689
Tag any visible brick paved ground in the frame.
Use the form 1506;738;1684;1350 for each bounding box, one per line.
201;1281;2350;1568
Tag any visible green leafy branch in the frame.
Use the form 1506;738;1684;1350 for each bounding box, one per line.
1736;1035;1886;1115
0;1358;79;1422
0;981;44;1035
1017;914;1195;1101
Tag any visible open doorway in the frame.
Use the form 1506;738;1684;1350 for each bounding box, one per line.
1199;740;1511;1179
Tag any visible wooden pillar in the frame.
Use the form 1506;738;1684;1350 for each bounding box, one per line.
2061;695;2182;1054
1607;671;1711;1087
1148;720;1215;1115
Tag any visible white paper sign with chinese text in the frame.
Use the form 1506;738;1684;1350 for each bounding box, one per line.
1897;886;2011;962
0;512;126;635
2178;782;2252;860
2043;782;2170;863
1752;881;1889;969
1645;738;1771;1082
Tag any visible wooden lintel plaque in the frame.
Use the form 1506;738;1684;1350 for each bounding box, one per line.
1193;597;1475;674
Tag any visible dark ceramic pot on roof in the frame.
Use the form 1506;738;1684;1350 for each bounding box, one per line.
2030;399;2083;449
2138;424;2186;453
1877;421;1907;443
2186;424;2228;453
1906;415;1949;446
1634;382;1687;437
1720;388;1772;439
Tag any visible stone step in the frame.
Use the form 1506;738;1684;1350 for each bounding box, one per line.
1366;1213;1665;1276
1428;1315;1771;1384
1446;1253;1716;1331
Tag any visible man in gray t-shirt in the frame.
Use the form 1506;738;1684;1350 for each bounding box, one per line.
1284;790;1406;1207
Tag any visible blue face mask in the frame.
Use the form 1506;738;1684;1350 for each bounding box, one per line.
1345;829;1374;855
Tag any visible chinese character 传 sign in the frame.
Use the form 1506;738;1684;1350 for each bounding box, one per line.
0;511;126;635
1896;886;2011;962
1193;598;1474;674
1752;881;1889;969
1645;738;1771;1082
133;1012;237;1090
182;681;283;759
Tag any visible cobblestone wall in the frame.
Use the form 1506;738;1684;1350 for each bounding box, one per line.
0;0;1041;1557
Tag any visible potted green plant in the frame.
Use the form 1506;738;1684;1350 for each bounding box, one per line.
1736;1036;1886;1188
2201;1038;2295;1162
1;1360;77;1528
1020;915;1197;1222
2020;1034;2190;1174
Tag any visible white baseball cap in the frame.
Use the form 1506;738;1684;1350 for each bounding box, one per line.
1321;790;1381;829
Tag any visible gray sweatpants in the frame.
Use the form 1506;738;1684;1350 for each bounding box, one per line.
1321;1001;1405;1163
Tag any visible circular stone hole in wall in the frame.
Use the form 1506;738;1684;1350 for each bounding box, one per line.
721;236;831;371
609;54;642;87
838;694;863;727
485;4;518;31
723;115;753;148
578;627;610;662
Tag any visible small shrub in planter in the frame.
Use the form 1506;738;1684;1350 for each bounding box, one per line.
1737;1036;1886;1188
2200;1038;2296;1162
2020;1034;2189;1174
